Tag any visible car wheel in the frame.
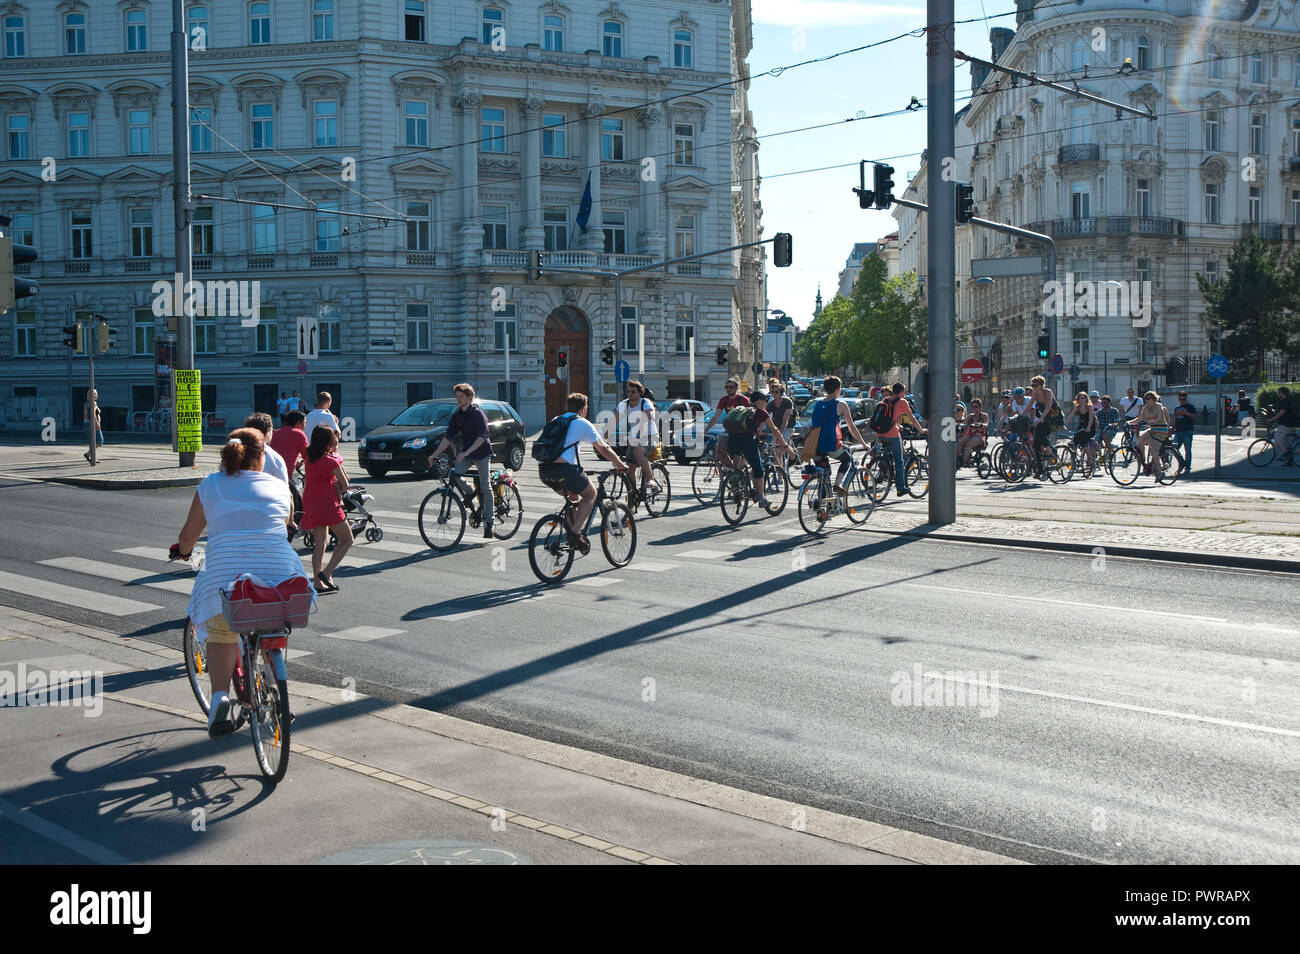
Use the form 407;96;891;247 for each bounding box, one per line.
365;467;388;479
506;442;525;471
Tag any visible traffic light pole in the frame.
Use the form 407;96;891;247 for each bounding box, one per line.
86;332;97;467
171;0;195;467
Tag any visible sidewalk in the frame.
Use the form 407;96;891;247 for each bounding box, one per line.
0;606;1013;865
0;441;221;489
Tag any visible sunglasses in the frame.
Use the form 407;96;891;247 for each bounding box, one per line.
725;385;737;390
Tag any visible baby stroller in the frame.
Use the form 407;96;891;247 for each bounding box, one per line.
302;486;384;550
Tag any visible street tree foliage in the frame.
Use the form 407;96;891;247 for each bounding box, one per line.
792;300;838;375
1197;235;1299;381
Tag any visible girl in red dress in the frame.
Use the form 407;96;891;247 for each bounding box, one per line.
301;425;353;591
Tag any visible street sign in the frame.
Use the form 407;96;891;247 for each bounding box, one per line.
614;360;630;383
960;358;984;382
971;255;1044;279
1207;355;1229;379
1050;353;1064;375
296;315;319;360
297;360;308;375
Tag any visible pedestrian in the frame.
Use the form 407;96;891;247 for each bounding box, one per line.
270;409;310;531
1237;389;1256;432
82;388;103;464
873;382;926;497
1172;391;1197;471
276;392;290;425
304;390;339;438
301;425;353;592
1119;386;1143;422
289;390;302;414
425;383;495;539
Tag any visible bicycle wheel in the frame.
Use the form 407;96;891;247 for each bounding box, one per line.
249;645;290;784
976;451;992;479
1108;445;1141;486
1247;438;1275;467
905;454;929;497
691;455;721;504
418;487;466;551
182;617;210;715
1003;444;1030;484
528;513;574;584
490;482;524;540
762;463;790;515
845;467;874;524
599;469;629;505
1156;445;1184;485
719;471;750;525
600;501;637;567
1047;443;1076;483
797;476;830;534
865;455;891;502
642;462;672;517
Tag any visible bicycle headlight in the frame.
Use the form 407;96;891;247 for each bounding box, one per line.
402;437;427;450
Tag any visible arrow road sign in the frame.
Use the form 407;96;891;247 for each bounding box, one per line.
614;360;630;383
297;315;319;361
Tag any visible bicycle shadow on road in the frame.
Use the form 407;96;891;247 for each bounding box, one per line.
402;584;548;622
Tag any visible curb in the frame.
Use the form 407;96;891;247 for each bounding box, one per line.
45;474;205;490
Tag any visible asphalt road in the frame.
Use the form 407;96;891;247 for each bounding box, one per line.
0;463;1296;865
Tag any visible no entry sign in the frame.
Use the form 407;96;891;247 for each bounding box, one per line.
960;358;984;382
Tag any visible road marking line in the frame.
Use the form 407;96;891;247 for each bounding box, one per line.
733;537;778;547
286;649;315;660
898;582;1229;624
321;626;405;642
568;577;624;588
0;795;132;865
678;549;733;560
39;557;194;595
634;561;678;572
300;553;382;569
115;546;184;564
0;570;162;616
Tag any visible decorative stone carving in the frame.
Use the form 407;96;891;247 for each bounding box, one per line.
518;94;546;116
581;101;606;119
541;160;579;175
298;79;348;110
1199;155;1228;182
50;87;97;121
637;105;663;126
109;86;159;117
234;80;284;111
394;80;442;107
562;285;578;303
479;156;519;172
452;90;483;111
668;10;700;30
597;3;625;22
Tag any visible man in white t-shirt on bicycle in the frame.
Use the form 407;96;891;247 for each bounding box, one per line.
605;380;659;494
538;392;628;554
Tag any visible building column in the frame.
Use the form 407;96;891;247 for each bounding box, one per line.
637;105;665;258
452;90;483;267
519;94;545;250
582;101;605;252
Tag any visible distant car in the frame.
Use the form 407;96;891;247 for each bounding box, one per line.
665;406;726;464
842;388;861;398
659;399;710;451
358;398;526;478
790;397;878;449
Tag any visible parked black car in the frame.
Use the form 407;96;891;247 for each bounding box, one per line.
358;399;526;478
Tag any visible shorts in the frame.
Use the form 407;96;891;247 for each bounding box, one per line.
539;462;589;495
203;613;240;646
1072;429;1096;447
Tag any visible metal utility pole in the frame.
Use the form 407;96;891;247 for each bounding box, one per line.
171;0;195;467
926;0;956;525
86;326;97;466
753;305;762;388
1215;321;1223;477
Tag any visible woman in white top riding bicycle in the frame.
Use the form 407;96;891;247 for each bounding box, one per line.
172;428;313;737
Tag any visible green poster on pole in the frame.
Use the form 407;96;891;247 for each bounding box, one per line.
174;369;203;454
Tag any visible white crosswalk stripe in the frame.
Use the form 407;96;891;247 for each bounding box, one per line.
678;549;733;560
39;557;195;595
568;577;625;588
0;570;162;616
321;626;405;642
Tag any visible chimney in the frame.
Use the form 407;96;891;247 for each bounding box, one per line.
990;27;1014;64
1015;0;1036;25
971;61;990;90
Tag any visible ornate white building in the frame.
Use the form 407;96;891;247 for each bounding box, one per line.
0;0;763;434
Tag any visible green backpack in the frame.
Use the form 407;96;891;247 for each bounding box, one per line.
722;406;755;435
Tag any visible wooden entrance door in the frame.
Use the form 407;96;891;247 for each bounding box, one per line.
543;306;590;419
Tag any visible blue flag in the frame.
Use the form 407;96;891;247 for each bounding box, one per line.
575;174;593;233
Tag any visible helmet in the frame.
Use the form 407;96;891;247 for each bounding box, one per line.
1089;390;1100;398
1012;387;1025;397
1001;390;1012;397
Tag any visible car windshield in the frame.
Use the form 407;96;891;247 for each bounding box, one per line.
389;402;455;427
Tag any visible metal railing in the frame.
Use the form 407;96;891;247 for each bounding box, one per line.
1057;143;1101;163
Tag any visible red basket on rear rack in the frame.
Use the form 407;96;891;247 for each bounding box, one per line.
220;575;313;632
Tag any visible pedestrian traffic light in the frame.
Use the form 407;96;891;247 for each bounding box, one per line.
772;232;793;267
62;323;84;353
715;346;727;366
955;182;975;223
873;163;895;210
526;249;541;281
1036;333;1050;360
601;339;614;365
557;348;567;368
96;319;117;354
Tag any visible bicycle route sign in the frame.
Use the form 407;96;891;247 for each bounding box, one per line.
1207;355;1229;379
614;360;630;383
174;369;203;454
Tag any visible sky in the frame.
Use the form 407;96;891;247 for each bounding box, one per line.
746;1;1003;327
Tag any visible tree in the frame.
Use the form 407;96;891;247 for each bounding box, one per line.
792;305;838;375
1198;235;1291;381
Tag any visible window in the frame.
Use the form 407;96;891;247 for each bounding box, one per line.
195;311;216;353
404;100;428;146
1203;111;1220;151
1294;54;1300;86
255;314;278;353
497;382;519;407
188;5;208;48
1292;189;1300;226
603;21;622;57
1136;258;1151;285
252;204;276;251
189;106;212;152
130;208;153;257
313;100;338;147
251;102;273;149
1250;51;1264;83
481;107;506;152
1208;43;1221;79
65;13;86;55
542;112;566;157
133;309;155;355
313;0;334;41
543;14;563;51
405;304;430;352
1249;186;1262;223
407;381;434;406
71;210;93;258
125;8;147;51
405;0;425;42
1136;35;1149;71
1136;178;1151;217
601;118;624;160
621;305;637;352
543;207;567;251
14;311;35;357
7;113;29;159
603;209;626;254
674;30;692;68
10;211;32;246
406;200;430;251
1250;114;1265;155
1071;327;1089;365
4;15;24;57
1204;183;1220;224
1203;260;1218;284
1070;180;1090;219
127;109;150;154
1292;118;1300;155
67;111;90;157
482;8;503;45
1069;103;1089;144
192;205;214;254
315;201;340;251
319;306;341;352
1070;38;1086;71
249;2;270;44
1072;259;1091;284
493;305;517;351
674;309;694;354
673;123;695;165
674;212;695;257
482;206;507;249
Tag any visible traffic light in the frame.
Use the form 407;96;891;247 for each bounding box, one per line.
557;348;567;368
715;346;728;366
772;232;793;267
873;163;895;210
782;363;790;379
526;249;541;281
62;323;84;353
96;318;118;354
0;219;39;311
1036;333;1050;361
955;182;975;223
601;339;614;365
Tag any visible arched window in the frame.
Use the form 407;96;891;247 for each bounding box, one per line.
1136;35;1149;71
673;29;693;68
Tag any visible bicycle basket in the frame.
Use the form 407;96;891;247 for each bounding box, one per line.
221;574;313;631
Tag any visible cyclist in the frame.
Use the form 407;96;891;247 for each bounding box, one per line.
1090;390;1102;415
1063;391;1099;470
1028;375;1060;473
726;391;794;509
1119;386;1143;423
1096;395;1121;447
425;384;495;539
1136;390;1171;476
713;378;750;469
807;377;869;494
538;392;628;555
870;381;924;497
767;380;796;463
991;390;1014;438
1263;385;1299;465
1009;386;1031;418
956;398;987;468
606;380;659;496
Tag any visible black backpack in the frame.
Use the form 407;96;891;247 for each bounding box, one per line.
869;397;897;435
531;412;578;462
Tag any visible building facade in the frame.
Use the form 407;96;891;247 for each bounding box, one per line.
0;0;761;435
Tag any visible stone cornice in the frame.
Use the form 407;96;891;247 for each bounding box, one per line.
581;101;606;119
233;78;284;111
109;86;159;118
50;86;98;121
1200;155;1228;183
637;105;663;126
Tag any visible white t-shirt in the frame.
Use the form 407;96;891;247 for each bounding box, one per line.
304;408;339;437
616;398;658;445
276;397;290;416
262;444;288;483
556;415;602;466
1120;396;1143;419
1009;397;1031;416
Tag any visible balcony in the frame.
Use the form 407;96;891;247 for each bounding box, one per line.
64;261;90;275
246;255;275;270
309;253;339;268
124;260;152;273
1240;222;1294;242
1028;218;1098;237
405;252;437;267
1057;143;1101;164
193;256;212;271
1104;216;1183;237
481;249;656;270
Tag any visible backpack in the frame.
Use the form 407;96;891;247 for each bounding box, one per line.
722;406;755;435
531;412;578;462
869;397;897;435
